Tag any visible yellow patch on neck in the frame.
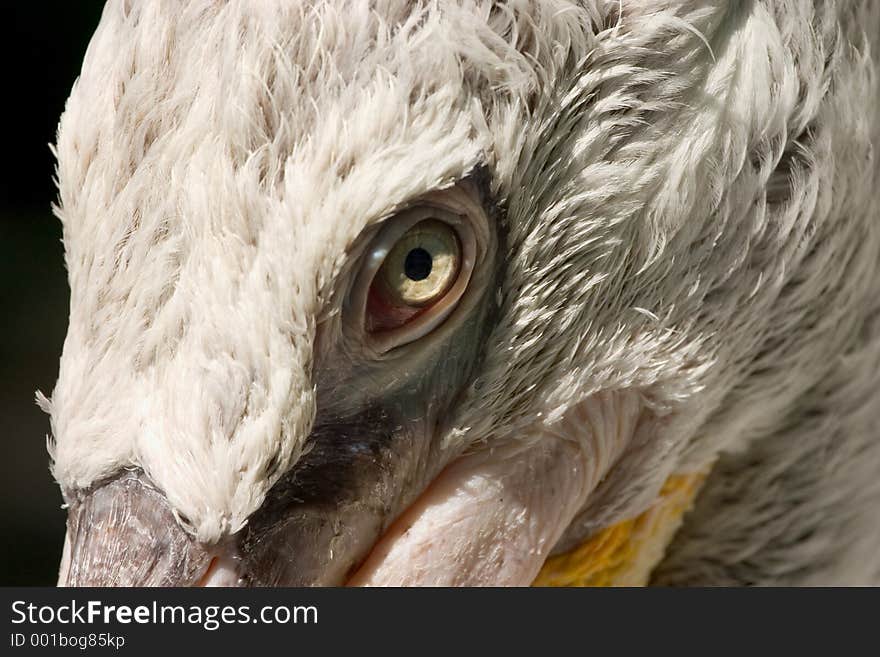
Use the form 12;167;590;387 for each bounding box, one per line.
533;472;707;587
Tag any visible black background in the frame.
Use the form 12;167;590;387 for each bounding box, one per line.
2;2;108;585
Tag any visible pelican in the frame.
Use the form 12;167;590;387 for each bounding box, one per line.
46;0;880;586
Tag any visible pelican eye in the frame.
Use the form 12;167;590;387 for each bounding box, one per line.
365;218;464;335
351;187;489;352
377;220;461;308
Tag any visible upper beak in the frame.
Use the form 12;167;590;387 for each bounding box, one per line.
58;471;215;586
57;448;708;587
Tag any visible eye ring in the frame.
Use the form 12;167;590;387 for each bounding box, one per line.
348;203;479;352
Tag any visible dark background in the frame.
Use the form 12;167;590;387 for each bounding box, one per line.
2;2;107;585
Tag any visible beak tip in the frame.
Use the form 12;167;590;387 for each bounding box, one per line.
59;471;214;587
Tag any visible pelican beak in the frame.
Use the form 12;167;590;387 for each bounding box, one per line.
58;464;705;587
57;471;214;587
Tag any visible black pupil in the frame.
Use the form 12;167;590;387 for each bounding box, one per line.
404;247;433;281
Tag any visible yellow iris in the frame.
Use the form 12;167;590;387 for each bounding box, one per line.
378;220;461;307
